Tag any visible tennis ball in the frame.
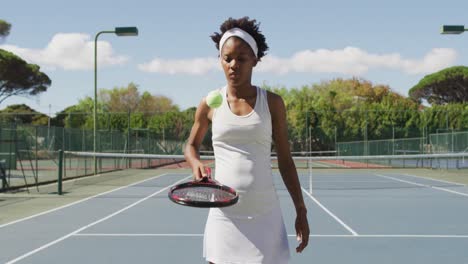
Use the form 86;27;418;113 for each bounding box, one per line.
206;90;223;108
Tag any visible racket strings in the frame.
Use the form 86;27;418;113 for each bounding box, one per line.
172;186;235;202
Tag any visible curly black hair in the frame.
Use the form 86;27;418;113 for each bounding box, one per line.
211;17;268;60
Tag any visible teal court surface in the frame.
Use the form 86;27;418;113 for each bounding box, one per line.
1;163;468;264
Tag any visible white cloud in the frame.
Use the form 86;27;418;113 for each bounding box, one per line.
138;57;219;75
257;47;457;75
0;33;129;70
399;48;457;74
139;47;457;76
2;38;455;75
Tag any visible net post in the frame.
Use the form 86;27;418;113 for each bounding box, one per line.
58;149;63;195
308;156;313;195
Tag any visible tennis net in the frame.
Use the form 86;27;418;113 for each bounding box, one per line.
285;152;468;170
55;151;468;193
61;151;468;176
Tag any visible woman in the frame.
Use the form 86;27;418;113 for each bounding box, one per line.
184;17;309;264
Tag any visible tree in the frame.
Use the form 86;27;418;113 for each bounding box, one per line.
409;66;468;104
63;83;180;131
0;20;11;39
264;78;422;151
99;82;178;114
100;83;140;112
0;49;51;104
147;108;195;154
0;104;48;125
52;105;90;128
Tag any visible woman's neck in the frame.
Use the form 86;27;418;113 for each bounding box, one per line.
227;84;256;99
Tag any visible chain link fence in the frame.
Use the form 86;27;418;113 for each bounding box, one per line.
1;108;467;191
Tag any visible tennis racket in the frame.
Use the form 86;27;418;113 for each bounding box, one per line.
168;168;238;208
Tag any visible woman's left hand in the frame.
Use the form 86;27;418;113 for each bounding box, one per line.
295;209;309;253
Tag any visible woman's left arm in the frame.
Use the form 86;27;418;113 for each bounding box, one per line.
268;92;310;253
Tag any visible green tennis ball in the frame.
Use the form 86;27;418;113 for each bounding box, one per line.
206;91;223;108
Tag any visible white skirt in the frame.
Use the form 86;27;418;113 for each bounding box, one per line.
203;205;290;264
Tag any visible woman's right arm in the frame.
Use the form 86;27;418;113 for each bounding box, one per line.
184;98;211;180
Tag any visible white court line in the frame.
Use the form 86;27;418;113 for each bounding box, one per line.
0;173;173;229
309;161;332;168
73;233;468;238
431;186;468;197
301;187;358;236
375;174;468;197
75;233;205;237
403;173;466;187
5;175;191;264
312;161;347;168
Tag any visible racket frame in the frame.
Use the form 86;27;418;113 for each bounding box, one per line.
168;178;238;208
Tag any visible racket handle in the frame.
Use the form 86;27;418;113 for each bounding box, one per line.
205;167;212;178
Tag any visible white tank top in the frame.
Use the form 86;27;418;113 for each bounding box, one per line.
212;85;278;218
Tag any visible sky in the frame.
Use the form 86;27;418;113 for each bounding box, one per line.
1;0;468;115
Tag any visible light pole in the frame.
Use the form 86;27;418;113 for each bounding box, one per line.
440;25;465;154
94;27;138;174
441;25;467;34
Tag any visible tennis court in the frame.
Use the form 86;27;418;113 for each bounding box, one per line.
1;153;468;263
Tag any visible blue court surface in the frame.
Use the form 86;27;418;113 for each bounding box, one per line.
1;170;468;263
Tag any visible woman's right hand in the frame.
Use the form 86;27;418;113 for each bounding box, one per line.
192;161;209;181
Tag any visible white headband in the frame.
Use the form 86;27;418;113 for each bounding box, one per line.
219;28;258;58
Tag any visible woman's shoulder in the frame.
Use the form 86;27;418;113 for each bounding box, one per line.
265;90;285;109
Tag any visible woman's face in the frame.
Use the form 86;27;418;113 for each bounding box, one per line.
220;37;257;88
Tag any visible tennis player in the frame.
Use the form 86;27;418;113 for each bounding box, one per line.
185;17;309;264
